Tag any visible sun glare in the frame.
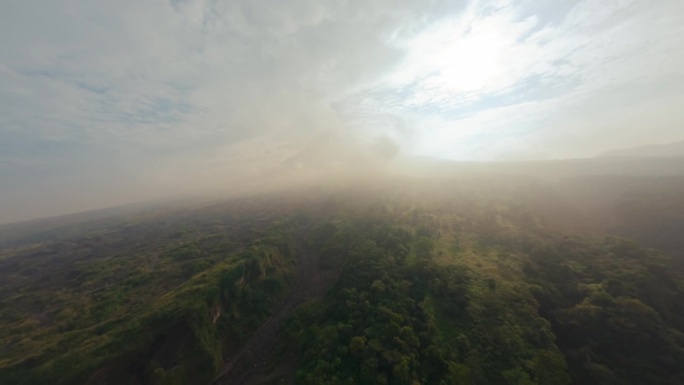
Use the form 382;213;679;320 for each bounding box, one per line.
421;31;502;93
385;6;540;159
389;7;536;102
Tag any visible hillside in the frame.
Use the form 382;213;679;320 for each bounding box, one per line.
596;141;684;158
1;174;684;385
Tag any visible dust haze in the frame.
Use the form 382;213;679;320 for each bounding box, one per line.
2;0;684;223
2;3;684;381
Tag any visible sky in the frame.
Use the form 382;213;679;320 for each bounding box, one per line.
1;0;684;223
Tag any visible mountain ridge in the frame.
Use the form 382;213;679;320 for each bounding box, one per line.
596;140;684;158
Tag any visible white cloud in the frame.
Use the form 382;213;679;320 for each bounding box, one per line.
353;0;684;160
1;0;683;221
0;0;460;221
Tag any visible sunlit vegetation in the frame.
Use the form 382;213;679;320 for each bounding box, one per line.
1;176;684;384
284;219;569;385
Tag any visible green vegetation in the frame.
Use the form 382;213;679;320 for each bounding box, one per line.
284;219;569;385
1;177;684;384
523;237;684;384
0;212;299;385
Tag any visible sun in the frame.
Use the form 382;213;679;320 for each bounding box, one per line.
388;2;541;101
382;6;539;159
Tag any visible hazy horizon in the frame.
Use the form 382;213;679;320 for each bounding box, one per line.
2;0;684;223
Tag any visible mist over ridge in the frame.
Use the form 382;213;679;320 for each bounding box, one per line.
4;2;684;384
2;0;684;222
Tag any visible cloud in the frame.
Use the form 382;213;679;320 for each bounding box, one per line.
345;0;684;160
0;0;460;221
1;0;683;221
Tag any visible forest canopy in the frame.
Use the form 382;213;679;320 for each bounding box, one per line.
1;176;683;385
